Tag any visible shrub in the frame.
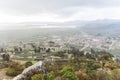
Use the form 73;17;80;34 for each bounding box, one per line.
112;69;120;80
32;74;47;80
97;71;113;80
6;61;24;77
6;68;21;76
75;70;90;80
47;71;55;80
60;66;79;80
25;61;33;68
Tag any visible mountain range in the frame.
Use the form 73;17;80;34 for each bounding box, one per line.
0;19;120;43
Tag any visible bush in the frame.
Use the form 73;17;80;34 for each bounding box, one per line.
6;68;21;76
47;71;55;80
112;69;120;80
75;70;90;80
6;61;24;77
32;74;47;80
25;61;33;68
60;66;79;80
97;71;113;80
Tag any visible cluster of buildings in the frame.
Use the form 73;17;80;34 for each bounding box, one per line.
0;32;120;60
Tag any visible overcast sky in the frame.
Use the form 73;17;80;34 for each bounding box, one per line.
0;0;120;27
0;0;120;23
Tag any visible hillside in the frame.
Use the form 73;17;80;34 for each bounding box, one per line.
79;20;120;36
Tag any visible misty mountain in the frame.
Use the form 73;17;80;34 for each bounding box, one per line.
0;19;120;43
0;28;77;43
79;20;120;36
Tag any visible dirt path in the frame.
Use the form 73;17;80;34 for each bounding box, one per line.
0;68;13;80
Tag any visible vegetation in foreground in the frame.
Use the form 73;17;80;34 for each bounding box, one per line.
0;47;120;80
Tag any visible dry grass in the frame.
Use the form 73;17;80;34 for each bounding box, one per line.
0;68;13;80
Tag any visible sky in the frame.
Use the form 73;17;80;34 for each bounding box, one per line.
0;0;120;30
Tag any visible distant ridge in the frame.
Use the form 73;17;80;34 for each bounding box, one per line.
79;19;120;35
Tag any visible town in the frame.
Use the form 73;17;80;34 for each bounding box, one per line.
0;31;120;80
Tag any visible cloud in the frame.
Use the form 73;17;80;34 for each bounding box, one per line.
0;0;120;23
67;7;120;21
0;0;120;15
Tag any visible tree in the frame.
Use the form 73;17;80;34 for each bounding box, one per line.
2;53;10;61
91;48;96;54
34;47;41;53
0;48;4;52
14;47;19;53
46;48;51;53
19;47;23;52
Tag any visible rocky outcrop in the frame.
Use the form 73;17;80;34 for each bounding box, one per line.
13;61;46;80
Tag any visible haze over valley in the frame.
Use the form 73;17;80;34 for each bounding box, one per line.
1;0;120;80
